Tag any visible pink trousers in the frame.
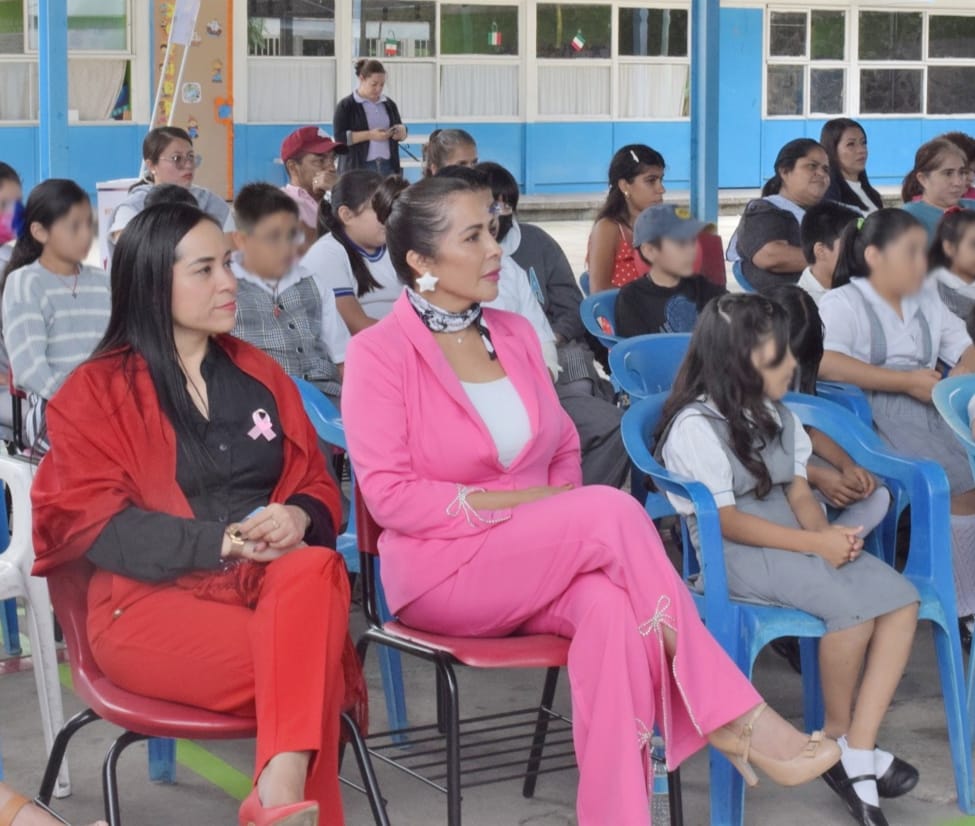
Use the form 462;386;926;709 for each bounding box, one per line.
398;486;762;826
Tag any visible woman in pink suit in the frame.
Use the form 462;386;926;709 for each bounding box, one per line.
342;175;841;825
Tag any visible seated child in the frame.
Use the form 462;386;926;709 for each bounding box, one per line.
615;204;725;338
930;207;975;321
658;293;919;826
230;183;349;406
797;201;860;305
1;179;110;451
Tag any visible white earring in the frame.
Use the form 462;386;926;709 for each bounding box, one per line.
416;271;439;293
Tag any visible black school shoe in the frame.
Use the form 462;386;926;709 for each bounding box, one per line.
876;755;919;798
822;763;889;826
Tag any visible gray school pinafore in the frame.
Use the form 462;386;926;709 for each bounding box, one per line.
680;401;918;633
850;287;974;494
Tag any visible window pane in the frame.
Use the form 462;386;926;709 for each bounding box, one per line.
0;61;35;118
28;0;127;50
538;64;610;113
358;0;435;58
441;4;518;56
929;16;975;60
248;0;334;57
536;3;611;59
767;64;803;116
810;10;844;61
618;7;687;57
619;63;688;117
769;12;806;58
440;64;518;115
859;68;922;114
810;68;844;114
0;0;24;54
928;66;975;115
858;12;921;61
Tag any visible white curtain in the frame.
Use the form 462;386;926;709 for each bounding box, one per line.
440;64;518;117
382;62;436;120
68;59;126;121
247;58;337;122
619;63;689;118
0;62;37;120
538;64;611;117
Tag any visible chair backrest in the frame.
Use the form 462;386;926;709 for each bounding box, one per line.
579;289;621;349
292;377;346;449
45;560;102;701
932;374;975;483
578;271;590;297
608;333;691;400
815;381;873;426
354;481;383;558
697;231;727;288
731;260;755;293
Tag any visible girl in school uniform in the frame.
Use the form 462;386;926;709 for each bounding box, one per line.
658;293;920;826
928;207;975;321
900;139;975;241
817;208;975;635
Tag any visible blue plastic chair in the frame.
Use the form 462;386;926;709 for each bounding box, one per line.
578;271;590;297
731;260;755;293
292;378;409;735
579;288;621;350
814;381;873;425
608;333;692;400
622;391;974;825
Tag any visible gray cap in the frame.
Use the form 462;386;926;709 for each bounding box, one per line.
632;203;707;246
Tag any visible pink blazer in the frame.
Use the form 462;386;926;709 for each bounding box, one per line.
343;293;582;613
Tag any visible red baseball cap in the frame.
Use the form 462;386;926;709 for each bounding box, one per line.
280;126;347;163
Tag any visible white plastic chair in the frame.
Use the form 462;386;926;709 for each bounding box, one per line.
0;455;70;797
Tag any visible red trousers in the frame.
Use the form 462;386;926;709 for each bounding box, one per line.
88;547;351;824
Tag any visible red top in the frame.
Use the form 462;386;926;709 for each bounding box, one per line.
610;223;651;288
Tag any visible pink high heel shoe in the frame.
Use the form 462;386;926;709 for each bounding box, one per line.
238;788;319;826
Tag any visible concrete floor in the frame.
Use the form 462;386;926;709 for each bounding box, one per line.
1;217;969;825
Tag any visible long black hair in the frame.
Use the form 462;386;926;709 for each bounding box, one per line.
657;293;793;498
477;161;520;243
820;118;883;211
930;207;975;272
762;138;824;198
318;169;384;296
95;203;220;465
764;284;824;395
1;178;89;288
596;144;666;226
832;208;925;288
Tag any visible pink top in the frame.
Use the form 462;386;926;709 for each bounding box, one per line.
342;294;582;612
281;183;320;230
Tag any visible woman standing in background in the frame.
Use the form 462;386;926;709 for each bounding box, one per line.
333;59;407;176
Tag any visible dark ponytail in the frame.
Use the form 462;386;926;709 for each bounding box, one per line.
762;138;824;197
318;169;385;297
596;143;666;225
832;208;924;288
930;207;975;272
2;178;89;291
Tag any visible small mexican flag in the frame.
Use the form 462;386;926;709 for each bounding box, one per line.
570;30;586;51
384;34;398;56
488;22;502;47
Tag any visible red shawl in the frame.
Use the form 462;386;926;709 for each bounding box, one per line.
31;335;365;726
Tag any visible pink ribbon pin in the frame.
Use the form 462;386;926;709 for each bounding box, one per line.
247;409;277;441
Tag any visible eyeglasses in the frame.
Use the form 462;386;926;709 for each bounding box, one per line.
489;200;513;216
161;152;202;169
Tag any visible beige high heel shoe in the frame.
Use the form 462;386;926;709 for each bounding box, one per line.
708;702;841;787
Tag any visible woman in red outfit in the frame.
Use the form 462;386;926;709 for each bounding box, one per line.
30;203;364;826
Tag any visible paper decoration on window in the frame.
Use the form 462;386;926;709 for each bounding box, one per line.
384;32;398;56
488;22;501;47
181;82;202;103
570;30;586;52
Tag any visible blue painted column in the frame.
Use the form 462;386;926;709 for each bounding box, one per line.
37;0;70;180
690;0;720;223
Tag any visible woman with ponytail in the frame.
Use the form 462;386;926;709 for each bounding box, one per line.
301;170;401;332
819;208;975;641
343;175;841;826
1;179;110;451
900;138;975;240
730;138;831;293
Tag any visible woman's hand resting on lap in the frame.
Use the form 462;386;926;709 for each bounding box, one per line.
813;525;863;568
222;504;311;563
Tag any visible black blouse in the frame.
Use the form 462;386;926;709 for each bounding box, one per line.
86;345;335;582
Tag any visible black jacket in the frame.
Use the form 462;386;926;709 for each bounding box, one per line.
333;94;405;173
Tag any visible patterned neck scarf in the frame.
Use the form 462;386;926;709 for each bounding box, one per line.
405;287;496;359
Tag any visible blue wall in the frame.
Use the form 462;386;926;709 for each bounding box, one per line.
5;4;975;203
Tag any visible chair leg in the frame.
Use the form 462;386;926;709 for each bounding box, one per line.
439;661;462;826
522;667;561;798
435;670;449;735
102;731;149;826
1;598;20;655
37;708;100;805
340;711;391;826
668;767;684;826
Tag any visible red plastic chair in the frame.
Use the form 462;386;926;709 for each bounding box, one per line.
36;561;389;826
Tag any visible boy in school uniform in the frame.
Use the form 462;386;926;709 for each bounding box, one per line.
615;204;725;338
230;182;349;406
797;201;860;305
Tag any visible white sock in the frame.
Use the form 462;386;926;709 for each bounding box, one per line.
839;735;879;807
950;514;975;616
874;745;894;778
